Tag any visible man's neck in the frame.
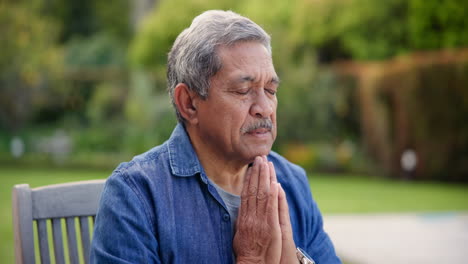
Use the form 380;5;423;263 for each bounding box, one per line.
186;127;247;196
199;153;247;195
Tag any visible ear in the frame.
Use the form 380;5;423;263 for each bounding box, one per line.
174;83;199;125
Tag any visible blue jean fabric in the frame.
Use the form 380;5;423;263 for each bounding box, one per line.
90;123;341;264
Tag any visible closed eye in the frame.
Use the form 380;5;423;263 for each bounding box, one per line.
266;89;276;95
236;91;249;95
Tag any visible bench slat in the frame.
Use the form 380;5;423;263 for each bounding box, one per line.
66;217;80;264
52;218;66;264
37;219;51;264
80;216;91;264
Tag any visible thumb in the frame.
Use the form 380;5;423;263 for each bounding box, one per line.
278;183;293;237
278;184;298;264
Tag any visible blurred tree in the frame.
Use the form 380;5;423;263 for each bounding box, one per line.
291;0;468;61
40;0;131;42
408;0;468;51
0;1;64;133
0;0;133;161
65;33;126;72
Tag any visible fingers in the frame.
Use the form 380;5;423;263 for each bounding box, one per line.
247;157;261;196
234;156;285;264
278;184;293;235
247;157;262;214
278;184;298;264
240;156;262;218
256;160;270;214
239;156;279;218
239;158;254;219
268;161;277;183
267;182;280;224
266;181;281;245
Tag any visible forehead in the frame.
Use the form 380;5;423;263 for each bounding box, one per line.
215;41;277;81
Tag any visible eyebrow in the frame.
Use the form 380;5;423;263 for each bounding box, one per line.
271;76;280;84
238;75;281;84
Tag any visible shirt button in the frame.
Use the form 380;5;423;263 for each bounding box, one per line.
223;213;230;222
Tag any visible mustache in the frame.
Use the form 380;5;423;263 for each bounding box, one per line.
241;119;274;133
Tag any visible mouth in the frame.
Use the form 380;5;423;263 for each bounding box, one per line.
247;128;271;135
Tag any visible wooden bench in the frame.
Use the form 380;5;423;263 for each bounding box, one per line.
12;180;106;264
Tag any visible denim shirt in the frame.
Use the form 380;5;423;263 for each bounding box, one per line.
90;124;341;264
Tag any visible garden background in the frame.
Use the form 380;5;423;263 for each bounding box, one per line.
1;0;468;263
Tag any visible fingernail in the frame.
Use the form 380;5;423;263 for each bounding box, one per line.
255;157;263;167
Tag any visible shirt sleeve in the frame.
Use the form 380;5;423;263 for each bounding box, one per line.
293;165;342;264
305;197;342;264
90;170;161;264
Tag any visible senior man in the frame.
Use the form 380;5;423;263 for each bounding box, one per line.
91;10;341;264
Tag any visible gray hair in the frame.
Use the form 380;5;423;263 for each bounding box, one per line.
167;10;272;123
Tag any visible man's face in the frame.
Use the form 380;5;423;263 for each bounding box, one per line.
194;41;278;163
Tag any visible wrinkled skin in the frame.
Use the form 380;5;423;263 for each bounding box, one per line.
233;156;297;264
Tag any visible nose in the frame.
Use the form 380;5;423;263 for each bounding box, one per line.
249;91;274;118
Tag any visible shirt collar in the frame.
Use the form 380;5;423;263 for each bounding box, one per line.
167;123;205;179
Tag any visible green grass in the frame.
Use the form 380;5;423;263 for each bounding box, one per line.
1;167;467;263
309;174;468;214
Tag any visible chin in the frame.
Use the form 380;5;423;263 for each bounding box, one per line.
244;147;272;162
